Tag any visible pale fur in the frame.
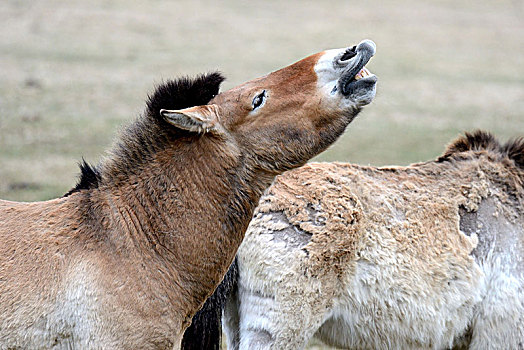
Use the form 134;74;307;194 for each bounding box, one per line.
224;134;524;349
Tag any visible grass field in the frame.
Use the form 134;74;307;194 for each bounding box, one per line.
1;0;523;347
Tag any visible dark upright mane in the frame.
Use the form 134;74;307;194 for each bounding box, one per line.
438;130;524;169
64;72;225;196
502;135;524;169
145;72;225;118
63;160;102;197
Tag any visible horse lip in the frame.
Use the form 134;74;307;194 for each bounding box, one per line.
337;40;376;96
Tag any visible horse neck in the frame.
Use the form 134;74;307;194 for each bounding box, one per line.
96;136;268;310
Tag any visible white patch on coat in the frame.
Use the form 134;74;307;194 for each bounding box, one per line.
314;40;377;111
38;261;105;349
0;260;104;349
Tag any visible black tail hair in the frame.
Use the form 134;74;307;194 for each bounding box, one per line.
181;258;239;350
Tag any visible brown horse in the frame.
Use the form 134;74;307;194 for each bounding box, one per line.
0;40;377;349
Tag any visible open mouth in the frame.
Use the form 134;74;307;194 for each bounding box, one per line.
354;67;373;81
338;40;377;96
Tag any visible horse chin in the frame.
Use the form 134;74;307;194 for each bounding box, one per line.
344;75;378;107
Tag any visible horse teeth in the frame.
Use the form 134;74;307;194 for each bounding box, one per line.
354;67;372;81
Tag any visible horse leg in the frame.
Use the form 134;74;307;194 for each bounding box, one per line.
236;276;334;350
468;266;524;349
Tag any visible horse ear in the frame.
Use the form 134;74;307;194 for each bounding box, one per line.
160;104;221;133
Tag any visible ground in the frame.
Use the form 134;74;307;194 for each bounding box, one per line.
1;0;523;347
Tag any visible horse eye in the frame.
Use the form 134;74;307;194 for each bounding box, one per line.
252;90;267;110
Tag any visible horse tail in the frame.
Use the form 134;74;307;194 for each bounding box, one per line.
181;257;239;350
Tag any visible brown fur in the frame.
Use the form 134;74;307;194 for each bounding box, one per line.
0;44;377;349
224;130;524;349
271;148;518;259
261;131;524;274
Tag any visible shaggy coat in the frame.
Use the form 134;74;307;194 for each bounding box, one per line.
190;131;524;349
0;40;378;349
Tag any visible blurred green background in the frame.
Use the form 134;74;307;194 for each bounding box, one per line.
1;1;523;348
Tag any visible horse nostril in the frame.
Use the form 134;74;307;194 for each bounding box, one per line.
340;46;357;61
